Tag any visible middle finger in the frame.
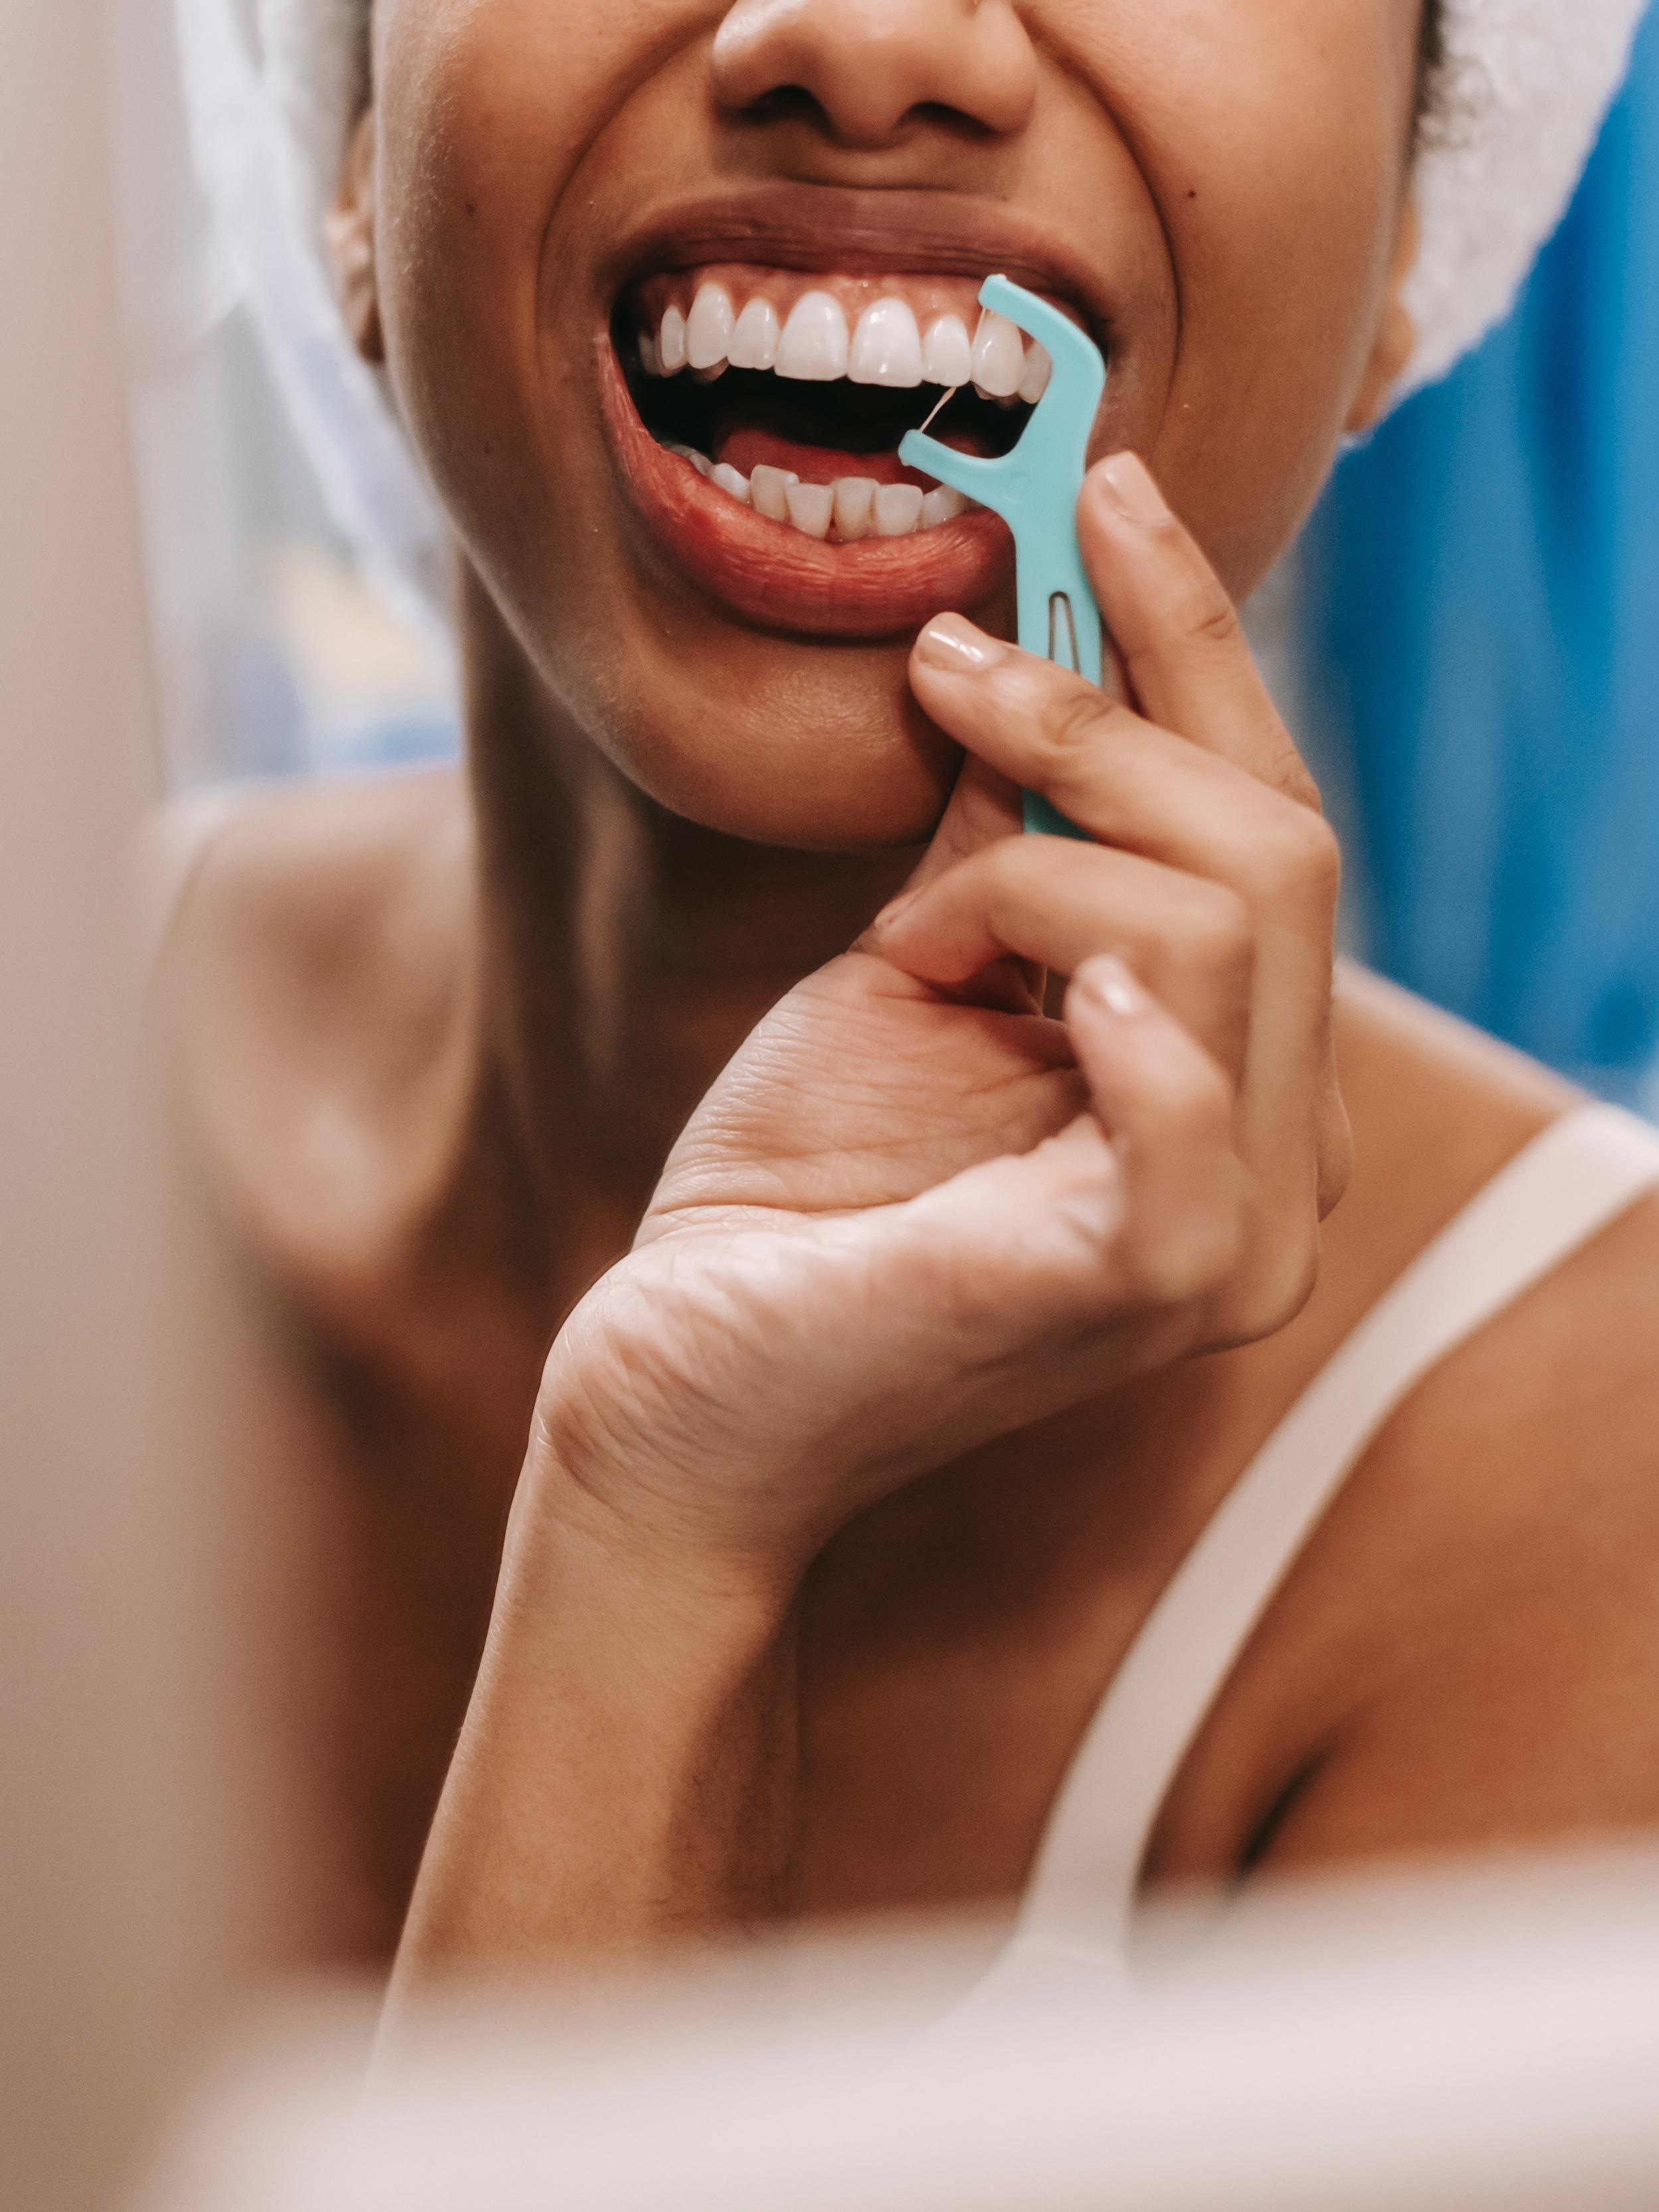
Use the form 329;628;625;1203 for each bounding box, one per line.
908;616;1341;937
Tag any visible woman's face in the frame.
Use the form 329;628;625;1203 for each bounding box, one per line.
354;0;1423;845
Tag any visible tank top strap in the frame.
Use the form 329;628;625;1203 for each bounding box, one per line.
1014;1101;1659;1956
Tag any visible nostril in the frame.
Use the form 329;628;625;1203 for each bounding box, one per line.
710;0;1038;148
910;100;1000;144
730;81;995;152
710;43;912;151
744;85;825;129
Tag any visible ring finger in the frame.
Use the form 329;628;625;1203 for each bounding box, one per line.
873;835;1255;1084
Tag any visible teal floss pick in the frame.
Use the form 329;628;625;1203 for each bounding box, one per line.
900;276;1107;840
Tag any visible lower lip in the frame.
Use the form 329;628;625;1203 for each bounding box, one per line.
597;341;1013;641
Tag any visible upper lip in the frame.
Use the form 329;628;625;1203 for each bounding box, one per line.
601;183;1120;356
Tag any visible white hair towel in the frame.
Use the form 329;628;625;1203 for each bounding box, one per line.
174;0;1652;632
1403;0;1652;392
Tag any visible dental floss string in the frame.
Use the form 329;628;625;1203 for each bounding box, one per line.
901;276;1106;840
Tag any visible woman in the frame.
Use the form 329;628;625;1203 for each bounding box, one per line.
167;0;1659;1996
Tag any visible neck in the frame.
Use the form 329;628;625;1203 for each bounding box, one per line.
459;573;920;1260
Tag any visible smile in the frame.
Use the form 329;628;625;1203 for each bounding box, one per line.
595;209;1108;641
627;266;1052;542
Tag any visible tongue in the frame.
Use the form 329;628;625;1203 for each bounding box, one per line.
716;425;933;488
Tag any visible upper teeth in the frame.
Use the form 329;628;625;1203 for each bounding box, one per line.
848;297;923;388
659;304;688;373
777;290;850;381
728;296;780;371
686;282;735;371
638;272;1064;541
646;278;1050;402
969;310;1026;400
922;314;973;388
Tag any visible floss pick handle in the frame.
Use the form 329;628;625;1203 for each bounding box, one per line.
899;276;1106;840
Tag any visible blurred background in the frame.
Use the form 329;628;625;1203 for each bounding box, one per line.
1302;1;1659;1111
122;1;1659;1109
7;5;1658;2211
115;0;456;791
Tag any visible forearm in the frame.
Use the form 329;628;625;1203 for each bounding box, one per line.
385;1463;801;2014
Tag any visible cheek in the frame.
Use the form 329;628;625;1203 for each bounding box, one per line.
1052;0;1415;591
370;4;964;846
365;0;1415;842
369;0;690;557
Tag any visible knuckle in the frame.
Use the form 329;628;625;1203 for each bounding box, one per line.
1248;805;1341;910
1244;723;1326;812
1274;750;1326;814
975;832;1038;906
1125;1185;1245;1309
1179;1050;1238;1141
1185;881;1256;983
1142;1050;1236;1165
1032;680;1123;776
1317;1092;1356;1220
1171;574;1244;654
1210;1224;1323;1347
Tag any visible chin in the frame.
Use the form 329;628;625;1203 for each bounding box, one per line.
435;189;1131;848
585;648;964;852
551;193;1127;844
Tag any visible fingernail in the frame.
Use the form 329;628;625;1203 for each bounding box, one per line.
1076;955;1147;1018
1099;452;1171;528
914;614;1005;674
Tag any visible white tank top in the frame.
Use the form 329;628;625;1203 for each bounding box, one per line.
959;1102;1659;2016
154;818;1659;2000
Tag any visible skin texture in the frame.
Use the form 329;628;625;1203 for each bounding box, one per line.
351;0;1421;843
160;0;1659;1988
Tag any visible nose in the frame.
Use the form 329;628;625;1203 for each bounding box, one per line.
711;0;1039;149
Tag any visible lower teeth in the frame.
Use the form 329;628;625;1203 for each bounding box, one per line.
665;441;714;478
662;443;969;540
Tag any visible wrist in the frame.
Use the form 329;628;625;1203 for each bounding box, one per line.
504;1447;801;1667
393;1453;803;1987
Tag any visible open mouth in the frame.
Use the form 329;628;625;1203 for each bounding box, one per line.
623;266;1049;539
599;260;1074;639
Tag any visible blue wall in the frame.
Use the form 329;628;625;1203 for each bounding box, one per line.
1304;7;1659;1101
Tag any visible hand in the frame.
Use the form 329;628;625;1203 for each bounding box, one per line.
533;452;1349;1582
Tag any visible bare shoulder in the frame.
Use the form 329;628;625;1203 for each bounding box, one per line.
153;764;469;983
1157;968;1659;1880
1330;965;1659;1506
1248;970;1659;1866
1333;962;1579;1204
152;766;476;1281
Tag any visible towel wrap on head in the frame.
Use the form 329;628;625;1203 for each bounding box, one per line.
173;0;1652;632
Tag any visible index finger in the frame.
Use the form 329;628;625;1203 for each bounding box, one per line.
1078;452;1320;809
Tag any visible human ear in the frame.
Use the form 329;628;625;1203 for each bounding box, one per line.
1346;199;1419;434
322;110;384;365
